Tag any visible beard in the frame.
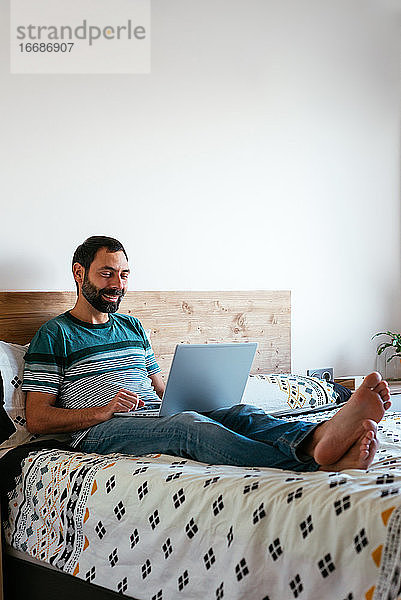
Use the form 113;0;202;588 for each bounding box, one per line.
81;274;125;314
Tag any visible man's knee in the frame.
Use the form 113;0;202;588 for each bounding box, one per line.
217;403;265;417
169;410;205;426
236;403;266;415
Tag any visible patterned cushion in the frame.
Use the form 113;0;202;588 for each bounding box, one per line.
0;341;73;449
242;373;343;416
0;341;37;448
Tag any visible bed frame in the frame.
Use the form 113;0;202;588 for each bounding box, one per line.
0;290;291;600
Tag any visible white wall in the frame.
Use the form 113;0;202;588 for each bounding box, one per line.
1;0;400;376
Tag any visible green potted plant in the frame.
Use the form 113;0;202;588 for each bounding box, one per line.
372;331;401;380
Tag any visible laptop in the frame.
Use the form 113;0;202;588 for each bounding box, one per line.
114;342;257;418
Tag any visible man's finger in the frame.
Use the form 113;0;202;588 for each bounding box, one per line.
116;390;139;401
115;398;135;410
117;389;138;396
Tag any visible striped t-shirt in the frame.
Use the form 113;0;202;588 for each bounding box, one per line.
22;311;161;447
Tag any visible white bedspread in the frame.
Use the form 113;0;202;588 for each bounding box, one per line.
5;409;401;600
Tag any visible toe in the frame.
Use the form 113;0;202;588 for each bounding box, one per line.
362;419;377;435
374;381;389;395
361;372;382;389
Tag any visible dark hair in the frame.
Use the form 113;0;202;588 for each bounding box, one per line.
72;236;128;291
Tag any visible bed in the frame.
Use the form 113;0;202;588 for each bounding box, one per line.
1;291;401;600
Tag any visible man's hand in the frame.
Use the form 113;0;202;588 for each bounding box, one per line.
99;389;146;420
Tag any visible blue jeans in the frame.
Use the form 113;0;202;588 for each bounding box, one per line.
78;404;320;472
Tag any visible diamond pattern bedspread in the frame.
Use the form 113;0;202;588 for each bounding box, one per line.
4;409;401;600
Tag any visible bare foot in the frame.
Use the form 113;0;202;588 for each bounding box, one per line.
319;426;379;472
305;372;389;466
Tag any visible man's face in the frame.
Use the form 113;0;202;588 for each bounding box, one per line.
81;248;130;314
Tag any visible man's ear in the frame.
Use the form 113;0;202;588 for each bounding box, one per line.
72;262;85;288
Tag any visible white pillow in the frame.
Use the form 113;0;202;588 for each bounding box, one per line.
242;373;338;416
0;341;37;448
0;341;71;449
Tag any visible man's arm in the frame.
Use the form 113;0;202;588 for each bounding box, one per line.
149;373;165;400
25;389;143;434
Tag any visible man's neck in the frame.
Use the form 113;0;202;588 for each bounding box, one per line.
69;297;110;325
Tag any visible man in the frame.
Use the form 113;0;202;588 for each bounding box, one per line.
23;236;391;472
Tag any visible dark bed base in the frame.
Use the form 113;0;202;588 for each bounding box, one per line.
4;553;140;600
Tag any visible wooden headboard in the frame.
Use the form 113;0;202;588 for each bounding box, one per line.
0;291;291;375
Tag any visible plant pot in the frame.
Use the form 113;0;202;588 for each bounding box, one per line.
376;347;401;381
